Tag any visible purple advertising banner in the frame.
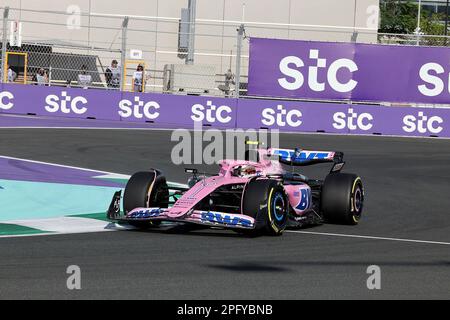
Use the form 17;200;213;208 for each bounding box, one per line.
236;98;450;138
248;38;450;105
0;83;449;138
0;84;237;129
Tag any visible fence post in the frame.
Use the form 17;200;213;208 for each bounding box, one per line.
1;7;9;84
235;24;244;99
120;16;129;92
186;0;197;65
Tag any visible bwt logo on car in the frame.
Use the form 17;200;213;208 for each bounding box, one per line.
191;100;232;124
0;91;14;110
333;108;374;131
129;208;162;219
272;149;332;163
118;96;160;120
201;211;253;228
261;104;302;127
45;91;88;115
278;49;358;93
295;189;312;211
403;112;443;134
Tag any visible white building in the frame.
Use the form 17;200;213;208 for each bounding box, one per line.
1;0;380;91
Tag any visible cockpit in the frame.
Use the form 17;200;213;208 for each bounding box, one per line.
231;164;259;178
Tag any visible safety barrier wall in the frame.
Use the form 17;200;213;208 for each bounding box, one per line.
0;84;449;138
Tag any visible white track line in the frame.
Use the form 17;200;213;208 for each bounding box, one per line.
286;230;450;246
0;155;127;176
0;232;54;239
0;155;187;187
4;217;111;234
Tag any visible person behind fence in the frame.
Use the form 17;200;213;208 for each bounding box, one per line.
78;65;92;89
132;64;145;93
105;59;121;89
224;69;235;97
33;68;49;86
6;64;17;83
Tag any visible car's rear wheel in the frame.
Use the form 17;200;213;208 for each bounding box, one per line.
123;171;168;228
241;179;289;236
321;173;364;225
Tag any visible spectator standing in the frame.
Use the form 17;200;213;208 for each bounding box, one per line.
105;59;121;89
218;69;235;97
77;65;92;89
35;68;49;86
224;69;235;97
132;64;145;93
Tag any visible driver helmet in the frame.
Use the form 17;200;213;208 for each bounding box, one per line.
234;164;257;177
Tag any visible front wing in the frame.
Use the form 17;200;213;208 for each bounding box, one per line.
107;191;255;230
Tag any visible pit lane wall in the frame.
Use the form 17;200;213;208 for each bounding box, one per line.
0;83;449;138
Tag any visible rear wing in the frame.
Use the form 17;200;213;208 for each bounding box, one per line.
268;148;344;171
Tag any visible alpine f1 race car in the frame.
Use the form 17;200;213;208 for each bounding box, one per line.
107;144;364;236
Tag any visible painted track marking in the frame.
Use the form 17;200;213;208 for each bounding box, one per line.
0;155;127;176
286;230;450;246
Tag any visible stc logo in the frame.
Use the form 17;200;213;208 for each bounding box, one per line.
261;105;302;127
278;49;358;93
403;112;443;134
333;108;374;131
191;101;232;124
119;97;160;120
45;91;88;114
418;63;450;97
0;91;14;110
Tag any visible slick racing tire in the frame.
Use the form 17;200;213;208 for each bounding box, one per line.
123;171;169;228
321;173;364;225
242;179;289;236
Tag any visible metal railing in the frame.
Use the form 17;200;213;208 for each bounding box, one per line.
1;6;449;100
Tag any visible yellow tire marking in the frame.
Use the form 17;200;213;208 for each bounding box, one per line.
267;188;280;233
351;177;362;223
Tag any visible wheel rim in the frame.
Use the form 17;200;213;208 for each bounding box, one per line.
354;187;362;213
273;192;286;222
352;184;363;224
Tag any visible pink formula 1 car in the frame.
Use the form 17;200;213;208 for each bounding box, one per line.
107;145;364;236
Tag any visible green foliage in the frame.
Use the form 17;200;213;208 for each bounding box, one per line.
380;0;446;35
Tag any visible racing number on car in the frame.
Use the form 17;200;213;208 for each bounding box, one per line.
187;182;217;200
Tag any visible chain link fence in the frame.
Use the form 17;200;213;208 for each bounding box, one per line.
378;32;450;46
1;6;450;98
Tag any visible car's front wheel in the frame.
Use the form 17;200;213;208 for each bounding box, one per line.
242;179;289;236
123;170;168;228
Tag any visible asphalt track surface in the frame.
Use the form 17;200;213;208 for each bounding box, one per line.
0;128;449;299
